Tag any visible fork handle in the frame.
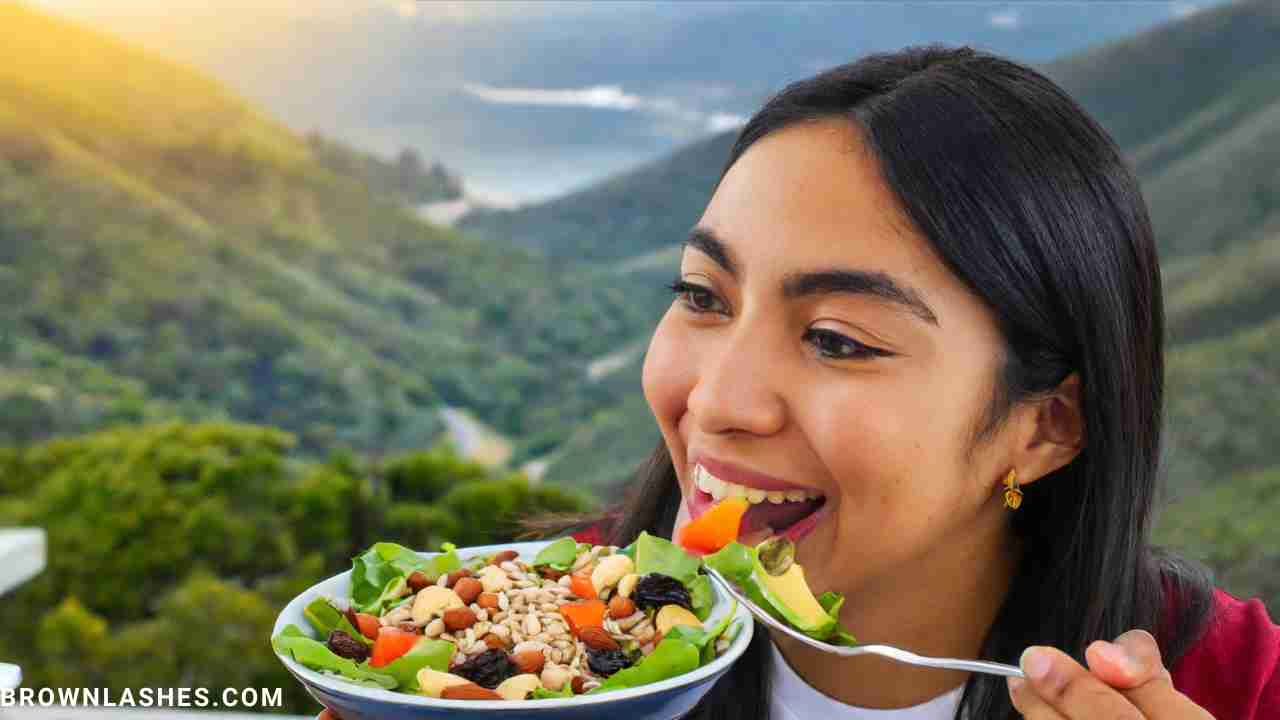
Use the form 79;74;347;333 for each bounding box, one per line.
854;645;1025;678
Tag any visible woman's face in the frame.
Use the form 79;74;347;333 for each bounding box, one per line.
643;120;1023;624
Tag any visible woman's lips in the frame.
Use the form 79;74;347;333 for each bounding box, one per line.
688;454;806;493
684;485;828;541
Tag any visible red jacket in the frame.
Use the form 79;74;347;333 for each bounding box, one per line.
1172;588;1280;719
572;529;1279;716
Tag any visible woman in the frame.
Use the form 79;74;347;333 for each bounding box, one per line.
574;45;1280;718
320;46;1279;720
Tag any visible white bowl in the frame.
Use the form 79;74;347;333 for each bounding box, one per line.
272;540;754;720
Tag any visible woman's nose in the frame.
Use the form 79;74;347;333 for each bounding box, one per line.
686;325;787;438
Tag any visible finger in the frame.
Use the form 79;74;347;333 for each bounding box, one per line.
1020;645;1145;719
1086;631;1214;719
1008;676;1069;719
318;708;343;720
1084;629;1167;689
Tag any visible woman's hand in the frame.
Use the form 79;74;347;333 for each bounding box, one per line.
1007;630;1214;718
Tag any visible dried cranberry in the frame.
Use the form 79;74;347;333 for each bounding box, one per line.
586;648;636;677
452;648;517;689
326;630;369;662
632;573;693;611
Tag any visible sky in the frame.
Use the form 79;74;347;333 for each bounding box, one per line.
30;0;1231;205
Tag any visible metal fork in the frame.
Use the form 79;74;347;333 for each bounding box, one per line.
704;566;1025;678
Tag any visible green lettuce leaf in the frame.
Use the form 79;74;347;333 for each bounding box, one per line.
633;532;702;585
688;574;714;621
587;637;701;694
531;684;575;699
531;537;578;571
350;542;461;614
380;637;455;691
302;597;371;646
661;599;739;665
703;542;782;623
271;624;397;689
816;592;856;645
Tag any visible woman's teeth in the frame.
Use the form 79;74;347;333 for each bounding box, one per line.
694;464;821;504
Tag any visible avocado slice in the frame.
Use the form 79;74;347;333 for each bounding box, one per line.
751;550;837;639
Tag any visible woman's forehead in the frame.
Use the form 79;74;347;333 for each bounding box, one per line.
696;121;947;292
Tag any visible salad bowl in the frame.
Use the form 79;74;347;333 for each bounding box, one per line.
272;539;754;720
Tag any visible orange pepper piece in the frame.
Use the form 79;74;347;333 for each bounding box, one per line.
558;599;606;637
677;497;750;554
569;568;597;600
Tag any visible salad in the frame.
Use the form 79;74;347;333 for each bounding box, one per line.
272;533;743;701
680;497;857;645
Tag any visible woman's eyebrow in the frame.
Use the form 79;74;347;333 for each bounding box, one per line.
683;225;938;326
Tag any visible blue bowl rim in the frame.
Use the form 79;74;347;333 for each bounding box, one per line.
271;539;755;711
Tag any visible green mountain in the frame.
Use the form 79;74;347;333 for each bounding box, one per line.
467;0;1280;608
0;2;655;457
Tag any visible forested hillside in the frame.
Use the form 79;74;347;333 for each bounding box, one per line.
0;2;653;458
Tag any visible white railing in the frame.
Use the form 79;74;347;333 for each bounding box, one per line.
0;528;47;690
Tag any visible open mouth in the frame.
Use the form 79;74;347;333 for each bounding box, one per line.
686;463;830;543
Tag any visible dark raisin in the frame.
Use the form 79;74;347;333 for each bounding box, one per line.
326;630;369;662
632;573;693;611
452;648;517;689
586;648;636;677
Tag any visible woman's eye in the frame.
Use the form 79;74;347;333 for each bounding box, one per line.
803;328;890;360
667;280;727;314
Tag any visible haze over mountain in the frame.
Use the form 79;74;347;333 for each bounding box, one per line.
31;0;1227;204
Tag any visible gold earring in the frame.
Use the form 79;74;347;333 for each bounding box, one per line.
1002;468;1022;510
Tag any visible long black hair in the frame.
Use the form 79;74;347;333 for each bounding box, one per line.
566;45;1213;719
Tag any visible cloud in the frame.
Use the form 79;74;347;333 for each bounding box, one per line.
462;83;642;111
988;8;1020;30
1170;2;1201;18
706;113;746;133
462;82;744;137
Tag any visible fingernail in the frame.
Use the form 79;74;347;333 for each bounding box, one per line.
1020;646;1053;681
1095;640;1137;674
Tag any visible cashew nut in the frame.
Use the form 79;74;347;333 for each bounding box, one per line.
411;586;464;624
495;673;542;701
590;554;634;596
540;663;573;692
417;668;470;698
617;572;639;599
478;565;513;593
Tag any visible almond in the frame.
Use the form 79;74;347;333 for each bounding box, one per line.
476;592;501;610
453;577;483;605
571;675;586;694
407;571;431;592
441;682;502;700
489;550;519;566
444;568;473;588
483;633;509;650
540;567;565;581
607;595;635;620
511;649;545;675
577;625;619;651
442;606;477;632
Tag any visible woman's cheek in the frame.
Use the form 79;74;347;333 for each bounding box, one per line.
642;312;696;436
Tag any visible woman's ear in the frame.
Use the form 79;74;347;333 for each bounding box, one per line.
1014;373;1085;485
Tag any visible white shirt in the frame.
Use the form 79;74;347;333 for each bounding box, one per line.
768;640;964;720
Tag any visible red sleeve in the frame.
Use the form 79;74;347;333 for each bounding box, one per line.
1170;588;1280;719
571;524;606;545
